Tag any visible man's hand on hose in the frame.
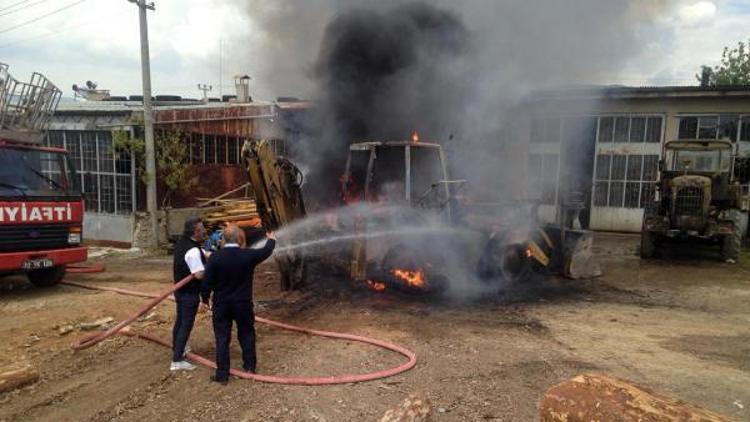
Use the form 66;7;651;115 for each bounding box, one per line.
267;231;276;240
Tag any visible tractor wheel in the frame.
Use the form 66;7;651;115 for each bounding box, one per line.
478;239;532;284
498;244;533;283
27;265;66;288
640;230;656;259
721;210;743;263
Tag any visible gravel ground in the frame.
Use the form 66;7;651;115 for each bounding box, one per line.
0;233;748;421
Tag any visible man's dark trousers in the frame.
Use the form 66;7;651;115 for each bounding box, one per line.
172;291;199;362
213;300;256;380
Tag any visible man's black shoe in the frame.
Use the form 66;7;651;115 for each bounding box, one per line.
243;366;256;374
210;375;228;385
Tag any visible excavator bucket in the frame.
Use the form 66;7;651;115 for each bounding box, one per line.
241;140;307;290
541;226;602;279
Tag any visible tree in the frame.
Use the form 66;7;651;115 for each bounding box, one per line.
696;39;750;86
113;129;198;207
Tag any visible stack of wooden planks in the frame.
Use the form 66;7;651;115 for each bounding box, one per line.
198;198;261;228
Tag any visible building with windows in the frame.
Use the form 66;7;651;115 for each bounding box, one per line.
516;86;750;232
47;85;750;244
46;99;308;245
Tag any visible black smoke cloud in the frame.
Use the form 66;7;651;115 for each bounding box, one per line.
315;3;468;141
305;3;472;203
234;0;677;204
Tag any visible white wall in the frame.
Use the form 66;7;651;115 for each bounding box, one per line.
83;213;134;244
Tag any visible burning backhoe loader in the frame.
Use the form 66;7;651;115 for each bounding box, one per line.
242;136;599;294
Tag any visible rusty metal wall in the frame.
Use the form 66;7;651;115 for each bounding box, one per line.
153;104;276;138
145;103;309;208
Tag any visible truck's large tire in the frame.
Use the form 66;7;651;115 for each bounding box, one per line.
640;230;656;259
27;266;66;288
721;210;743;262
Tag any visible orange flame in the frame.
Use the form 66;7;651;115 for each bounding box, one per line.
391;268;426;288
411;131;420;143
367;280;386;292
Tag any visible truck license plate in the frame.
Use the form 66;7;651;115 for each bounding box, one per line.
22;258;54;270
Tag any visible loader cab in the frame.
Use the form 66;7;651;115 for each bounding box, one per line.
342;140;456;219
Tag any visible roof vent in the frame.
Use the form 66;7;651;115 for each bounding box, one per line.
234;75;252;103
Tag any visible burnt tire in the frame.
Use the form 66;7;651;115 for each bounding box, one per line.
478;239;532;284
498;243;533;283
721;210;743;262
640;230;656;259
27;265;66;288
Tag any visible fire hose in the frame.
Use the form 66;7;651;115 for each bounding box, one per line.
61;272;417;385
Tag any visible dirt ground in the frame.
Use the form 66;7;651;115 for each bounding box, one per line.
0;233;749;421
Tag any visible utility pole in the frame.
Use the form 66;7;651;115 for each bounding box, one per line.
219;39;223;98
197;83;212;102
128;0;158;248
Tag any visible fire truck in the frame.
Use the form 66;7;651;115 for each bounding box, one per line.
0;63;87;287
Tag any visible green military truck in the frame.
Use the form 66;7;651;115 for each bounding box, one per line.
641;139;749;262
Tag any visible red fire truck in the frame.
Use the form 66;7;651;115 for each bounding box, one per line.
0;63;87;287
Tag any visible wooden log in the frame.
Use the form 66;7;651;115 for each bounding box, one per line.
204;214;259;223
208;207;256;213
0;362;39;393
540;373;731;422
196;199;257;209
221;208;258;215
195;198;244;203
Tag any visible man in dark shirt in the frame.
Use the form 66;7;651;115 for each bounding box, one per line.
171;217;207;371
201;224;276;384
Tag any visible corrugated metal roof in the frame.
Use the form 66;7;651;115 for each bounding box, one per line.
56;100;143;113
276;100;314;110
529;85;750;100
55;99;278;114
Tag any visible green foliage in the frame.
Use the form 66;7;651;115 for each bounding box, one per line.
112;129;198;207
112;129;144;165
696;39;750;86
155;131;199;206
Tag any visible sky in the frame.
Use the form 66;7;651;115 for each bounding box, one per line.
0;0;748;101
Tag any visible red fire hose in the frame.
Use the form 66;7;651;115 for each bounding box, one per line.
65;264;106;274
61;273;417;385
67;264;107;274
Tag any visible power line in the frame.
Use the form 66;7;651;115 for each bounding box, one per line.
0;0;33;14
0;0;52;18
0;0;86;35
0;6;121;49
0;18;95;49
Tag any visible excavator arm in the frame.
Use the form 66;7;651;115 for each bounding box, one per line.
241;140;307;290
